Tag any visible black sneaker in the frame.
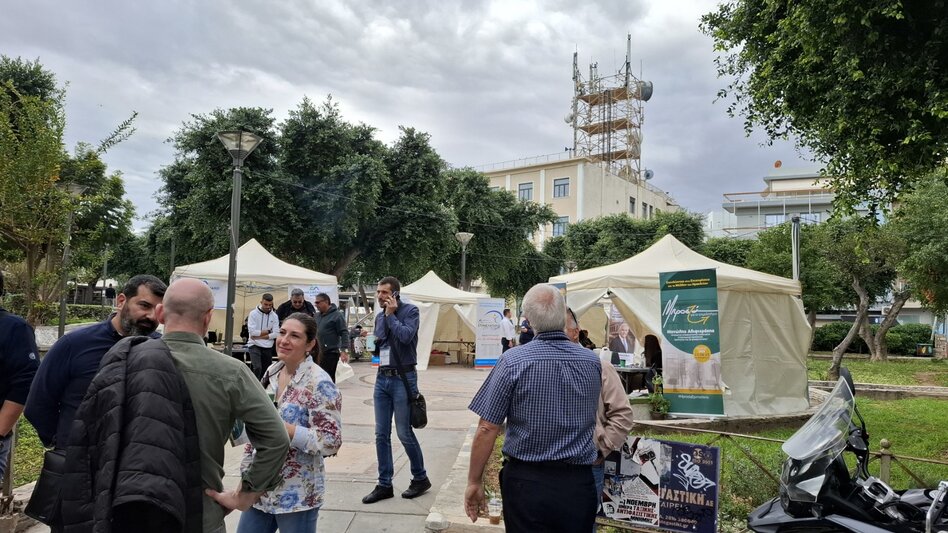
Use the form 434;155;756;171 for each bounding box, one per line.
362;484;394;504
401;477;432;499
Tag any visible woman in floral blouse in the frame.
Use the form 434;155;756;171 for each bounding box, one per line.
238;312;343;533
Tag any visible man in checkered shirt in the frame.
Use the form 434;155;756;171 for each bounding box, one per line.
464;284;602;532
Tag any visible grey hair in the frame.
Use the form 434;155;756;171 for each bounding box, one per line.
522;284;566;333
290;288;305;297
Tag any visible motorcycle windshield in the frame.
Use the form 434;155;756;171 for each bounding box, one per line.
782;377;855;461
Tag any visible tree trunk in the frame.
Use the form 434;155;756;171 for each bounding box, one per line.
807;309;817;353
829;278;870;381
870;291;911;362
858;315;878;360
330;247;362;279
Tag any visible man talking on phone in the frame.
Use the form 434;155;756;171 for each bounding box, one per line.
362;276;431;504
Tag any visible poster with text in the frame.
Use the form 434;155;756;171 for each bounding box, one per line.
474;298;506;369
203;279;228;310
600;437;720;533
658;269;724;416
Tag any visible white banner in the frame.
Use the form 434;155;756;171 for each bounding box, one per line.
289;284;339;306
203;279;229;310
475;298;505;368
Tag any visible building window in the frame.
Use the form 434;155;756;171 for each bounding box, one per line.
642;202;649;219
553;177;570;198
518;182;533;201
552;216;569;237
489;186;500;192
800;212;821;224
764;214;786;227
629;196;636;214
649;205;654;219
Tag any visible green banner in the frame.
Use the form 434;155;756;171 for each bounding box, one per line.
659;269;724;416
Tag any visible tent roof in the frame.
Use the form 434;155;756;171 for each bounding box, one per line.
550;234;800;295
172;238;336;286
401;271;490;304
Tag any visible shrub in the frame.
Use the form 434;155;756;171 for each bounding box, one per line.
813;321;933;355
812;321;867;353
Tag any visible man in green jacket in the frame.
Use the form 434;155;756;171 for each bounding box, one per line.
158;278;290;533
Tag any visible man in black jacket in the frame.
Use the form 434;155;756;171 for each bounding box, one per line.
314;292;349;382
0;271;39;483
276;288;316;322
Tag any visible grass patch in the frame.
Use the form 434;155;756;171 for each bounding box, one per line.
12;418;44;487
808;356;948;386
636;397;948;531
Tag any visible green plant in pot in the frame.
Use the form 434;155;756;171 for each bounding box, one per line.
648;375;670;418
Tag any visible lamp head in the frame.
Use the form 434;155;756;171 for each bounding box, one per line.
216;130;263;163
455;232;474;246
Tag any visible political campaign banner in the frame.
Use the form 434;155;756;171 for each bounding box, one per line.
475;298;506;368
658;268;724;416
600;437;720;533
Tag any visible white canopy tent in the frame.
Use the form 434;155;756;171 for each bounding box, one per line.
171;239;337;342
400;271;490;370
550;234;811;417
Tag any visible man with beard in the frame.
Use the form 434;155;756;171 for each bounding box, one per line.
25;274;166;448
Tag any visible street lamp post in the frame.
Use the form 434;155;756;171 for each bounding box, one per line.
217;130;263;355
58;183;87;338
455;232;474;291
565;260;577;274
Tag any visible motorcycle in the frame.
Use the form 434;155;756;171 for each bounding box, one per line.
748;368;947;532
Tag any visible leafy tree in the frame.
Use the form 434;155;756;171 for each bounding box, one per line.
441;168;557;291
745;222;848;329
60;144;136;299
155;107;294;271
561;211;706;270
0;56;57;102
699;237;754;267
890;172;948;315
701;1;948;212
0;76;66;322
819;218;906;376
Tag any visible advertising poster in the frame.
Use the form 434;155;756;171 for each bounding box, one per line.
474;298;506;369
600;436;720;533
607;304;638;363
658;269;724;416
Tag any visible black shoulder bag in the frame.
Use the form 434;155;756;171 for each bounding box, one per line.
23;447;66;524
391;345;427;429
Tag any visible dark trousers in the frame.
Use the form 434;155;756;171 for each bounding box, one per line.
319;349;340;383
501;338;511;352
248;345;275;381
500;458;597;532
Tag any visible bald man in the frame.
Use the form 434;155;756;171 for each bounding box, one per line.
157;278;289;533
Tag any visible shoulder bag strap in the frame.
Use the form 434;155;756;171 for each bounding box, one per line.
389;334;416;401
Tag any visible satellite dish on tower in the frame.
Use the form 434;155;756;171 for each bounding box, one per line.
644;169;654;180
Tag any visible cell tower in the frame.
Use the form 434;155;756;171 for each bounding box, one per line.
568;34;653;182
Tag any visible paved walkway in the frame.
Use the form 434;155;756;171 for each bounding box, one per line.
25;361;488;533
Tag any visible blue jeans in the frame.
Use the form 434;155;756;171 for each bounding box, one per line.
0;431;12;482
236;506;318;533
373;371;426;487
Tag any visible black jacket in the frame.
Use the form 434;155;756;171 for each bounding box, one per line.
59;337;202;533
276;299;316;322
315;303;349;353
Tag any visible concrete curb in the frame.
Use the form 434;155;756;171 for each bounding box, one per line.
425;424;503;532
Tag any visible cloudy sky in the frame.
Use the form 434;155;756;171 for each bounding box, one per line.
2;0;810;230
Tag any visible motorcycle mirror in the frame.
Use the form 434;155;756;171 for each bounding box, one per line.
839;367;855;397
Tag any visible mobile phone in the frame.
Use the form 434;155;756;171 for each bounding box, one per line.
392;290;400;301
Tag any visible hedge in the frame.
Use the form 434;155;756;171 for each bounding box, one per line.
812;321;932;355
1;294;110;325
